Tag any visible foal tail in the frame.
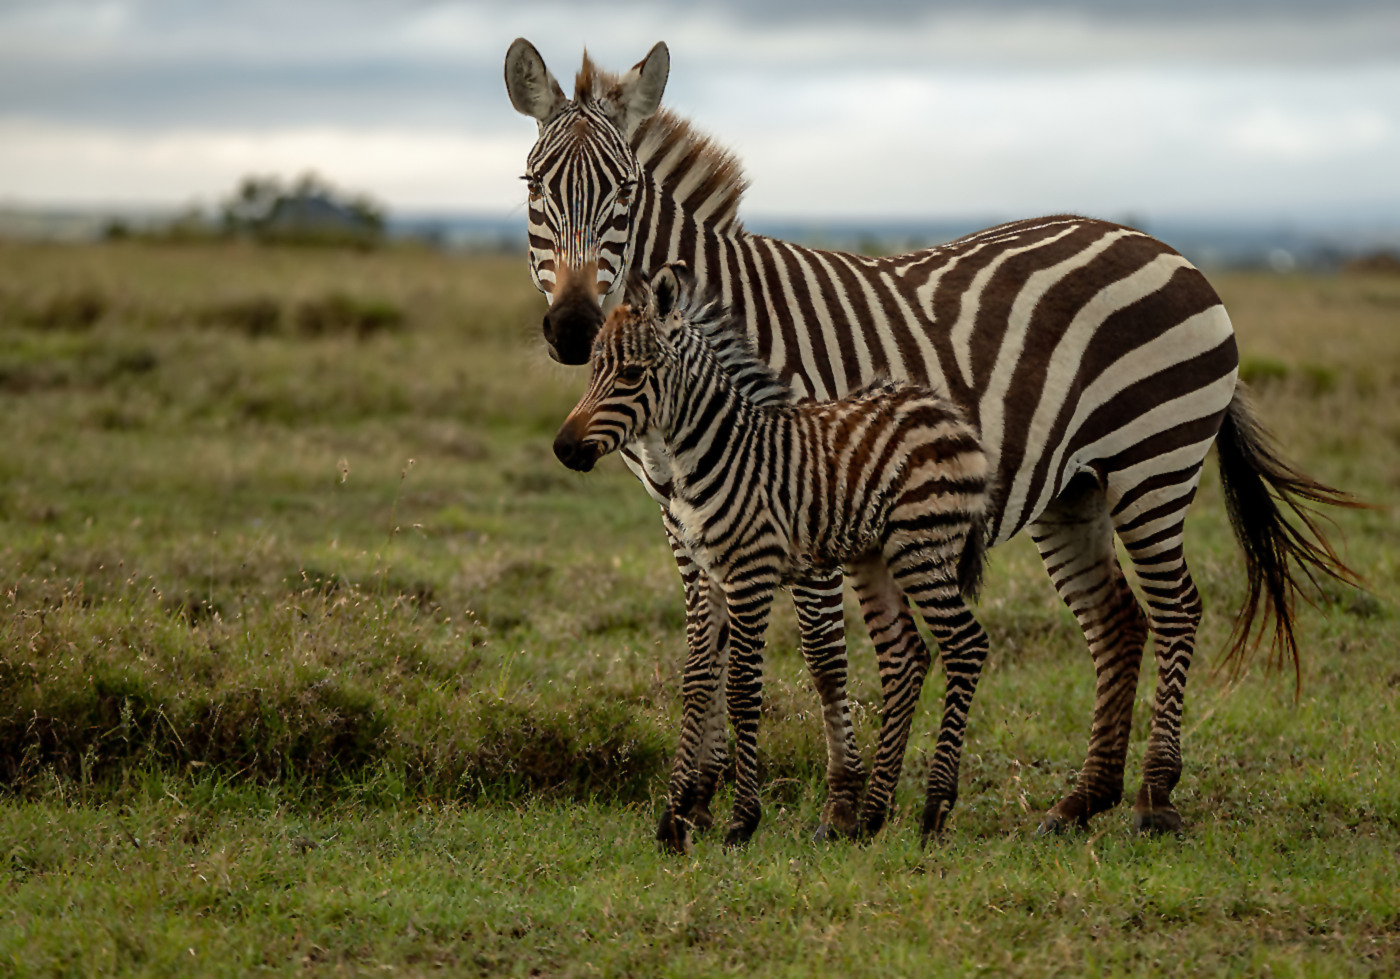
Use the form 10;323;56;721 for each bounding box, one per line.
957;513;989;604
1215;383;1366;689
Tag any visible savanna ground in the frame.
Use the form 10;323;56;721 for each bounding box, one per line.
0;240;1396;977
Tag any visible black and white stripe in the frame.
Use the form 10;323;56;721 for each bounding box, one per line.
555;267;991;849
507;40;1360;839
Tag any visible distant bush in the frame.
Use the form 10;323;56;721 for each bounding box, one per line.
198;296;283;337
2;288;110;331
295;293;405;339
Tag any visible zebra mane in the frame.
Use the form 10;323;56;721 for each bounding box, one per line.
575;53;748;235
673;288;792;410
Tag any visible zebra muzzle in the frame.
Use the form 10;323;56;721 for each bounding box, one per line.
553;423;603;472
542;262;605;365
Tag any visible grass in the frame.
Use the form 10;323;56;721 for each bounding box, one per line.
0;240;1397;976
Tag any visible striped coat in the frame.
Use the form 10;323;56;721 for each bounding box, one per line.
555;265;991;848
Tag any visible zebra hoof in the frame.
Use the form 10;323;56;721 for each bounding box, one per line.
655;810;693;855
815;799;860;843
689;803;715;836
1035;814;1070;837
722;824;754;848
1132;805;1184;836
811;820;859;844
859;808;889;840
920;795;956;843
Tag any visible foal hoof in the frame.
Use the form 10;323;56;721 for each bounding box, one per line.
1132;805;1184;836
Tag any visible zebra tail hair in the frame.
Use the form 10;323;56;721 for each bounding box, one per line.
1215;382;1368;692
957;513;988;604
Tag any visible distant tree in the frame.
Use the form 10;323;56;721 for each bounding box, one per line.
220;172;385;247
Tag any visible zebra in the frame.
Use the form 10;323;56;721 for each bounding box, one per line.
555;264;992;848
504;39;1361;840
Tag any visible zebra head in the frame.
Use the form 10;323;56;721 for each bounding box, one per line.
505;38;670;366
553;266;689;473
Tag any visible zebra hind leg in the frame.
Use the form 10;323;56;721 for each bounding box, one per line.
1030;480;1150;835
791;573;867;842
1115;512;1202;835
845;558;930;839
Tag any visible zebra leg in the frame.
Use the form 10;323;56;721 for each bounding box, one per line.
845;558;930;839
656;532;731;854
791;572;867;842
721;574;778;848
883;559;992;842
1031;480;1150;835
1115;512;1203;835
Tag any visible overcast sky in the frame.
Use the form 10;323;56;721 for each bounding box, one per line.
2;0;1398;224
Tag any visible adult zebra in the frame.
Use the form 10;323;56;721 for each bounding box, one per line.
555;264;991;848
504;39;1359;839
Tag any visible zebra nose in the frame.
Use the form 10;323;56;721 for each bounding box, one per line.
542;295;604;366
553;423;597;472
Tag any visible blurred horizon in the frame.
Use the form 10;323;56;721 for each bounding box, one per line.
3;1;1399;240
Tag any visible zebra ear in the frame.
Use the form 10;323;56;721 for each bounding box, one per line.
505;38;567;129
608;42;669;137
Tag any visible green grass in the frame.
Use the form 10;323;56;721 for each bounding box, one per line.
1;241;1397;976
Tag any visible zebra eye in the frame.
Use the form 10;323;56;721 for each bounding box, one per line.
615;181;636;208
523;175;543;201
617;365;646;385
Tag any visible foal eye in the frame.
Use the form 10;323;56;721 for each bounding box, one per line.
617;366;646;384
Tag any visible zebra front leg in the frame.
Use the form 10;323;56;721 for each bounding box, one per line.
791;572;866;842
721;574;778;847
657;533;730;854
846;558;930;839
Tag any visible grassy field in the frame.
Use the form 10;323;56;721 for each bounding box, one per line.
0;240;1396;976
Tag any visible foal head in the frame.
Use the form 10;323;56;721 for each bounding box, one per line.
552;266;688;472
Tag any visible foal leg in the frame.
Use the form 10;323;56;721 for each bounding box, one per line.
846;558;931;838
721;573;778;847
791;572;866;841
656;532;731;853
883;556;992;841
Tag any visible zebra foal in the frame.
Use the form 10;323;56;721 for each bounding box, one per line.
555;265;990;850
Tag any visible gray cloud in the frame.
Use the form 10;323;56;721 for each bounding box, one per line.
2;0;1397;130
2;0;1396;217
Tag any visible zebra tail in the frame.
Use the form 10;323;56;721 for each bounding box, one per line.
957;513;988;604
1215;382;1367;691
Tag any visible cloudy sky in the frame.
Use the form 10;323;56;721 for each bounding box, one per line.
2;0;1398;224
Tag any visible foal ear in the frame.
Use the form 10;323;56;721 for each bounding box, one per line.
607;42;669;137
650;265;683;321
505;38;568;129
